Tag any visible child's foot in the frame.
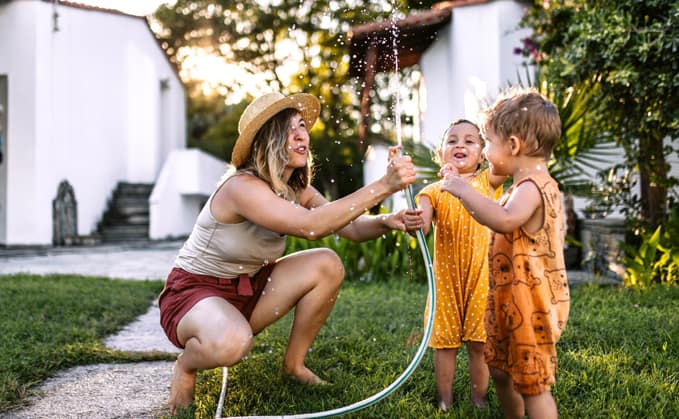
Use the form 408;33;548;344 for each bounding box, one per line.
437;398;453;411
168;358;197;414
471;395;488;409
282;365;329;385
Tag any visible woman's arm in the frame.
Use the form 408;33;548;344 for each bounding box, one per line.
214;155;416;240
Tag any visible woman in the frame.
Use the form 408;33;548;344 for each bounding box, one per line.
158;92;418;412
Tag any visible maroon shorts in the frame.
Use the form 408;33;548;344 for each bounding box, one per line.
158;264;276;349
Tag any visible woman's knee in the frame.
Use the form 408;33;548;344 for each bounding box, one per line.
206;326;254;366
311;248;345;284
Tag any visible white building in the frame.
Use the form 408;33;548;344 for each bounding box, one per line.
0;0;222;246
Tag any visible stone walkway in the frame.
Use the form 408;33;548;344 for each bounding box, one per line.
1;241;183;419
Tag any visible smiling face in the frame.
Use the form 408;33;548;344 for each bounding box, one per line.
438;121;484;175
481;126;513;177
285;111;310;171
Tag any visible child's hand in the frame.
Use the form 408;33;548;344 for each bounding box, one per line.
401;208;424;233
439;163;468;198
383;208;423;232
438;163;459;179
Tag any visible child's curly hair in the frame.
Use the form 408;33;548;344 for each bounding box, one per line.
482;86;561;160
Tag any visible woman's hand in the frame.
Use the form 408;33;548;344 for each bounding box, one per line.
384;145;417;193
380;208;424;232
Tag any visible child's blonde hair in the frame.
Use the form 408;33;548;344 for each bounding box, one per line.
434;118;484;166
482;87;561;160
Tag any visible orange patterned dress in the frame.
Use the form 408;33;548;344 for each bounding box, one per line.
484;174;570;395
418;169;500;349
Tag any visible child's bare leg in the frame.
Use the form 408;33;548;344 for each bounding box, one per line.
525;391;557;419
489;366;524;419
435;348;458;410
466;341;489;408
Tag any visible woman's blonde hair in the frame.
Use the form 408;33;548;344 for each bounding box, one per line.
223;108;314;201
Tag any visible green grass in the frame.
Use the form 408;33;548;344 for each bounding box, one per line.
0;274;169;412
182;282;679;419
1;274;677;418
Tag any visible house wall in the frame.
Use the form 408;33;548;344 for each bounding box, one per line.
419;0;530;148
0;1;186;245
0;2;42;244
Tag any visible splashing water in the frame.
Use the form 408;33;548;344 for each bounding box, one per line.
390;15;403;149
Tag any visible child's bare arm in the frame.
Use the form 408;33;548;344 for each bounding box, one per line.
415;196;434;235
441;176;541;233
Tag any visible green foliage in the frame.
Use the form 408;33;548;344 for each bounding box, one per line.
0;275;168;412
285;223;433;283
622;226;664;289
622;207;679;288
152;0;417;199
520;0;679;229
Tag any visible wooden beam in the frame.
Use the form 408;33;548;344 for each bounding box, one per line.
358;45;377;152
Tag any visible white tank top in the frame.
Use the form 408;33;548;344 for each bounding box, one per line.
174;180;286;278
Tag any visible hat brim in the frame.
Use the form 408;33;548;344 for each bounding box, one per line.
231;93;321;167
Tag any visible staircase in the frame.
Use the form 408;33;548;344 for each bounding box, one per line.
98;182;153;242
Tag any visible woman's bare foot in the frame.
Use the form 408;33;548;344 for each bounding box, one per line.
282;365;328;385
168;358;197;414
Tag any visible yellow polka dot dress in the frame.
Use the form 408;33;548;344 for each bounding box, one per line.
417;169;500;349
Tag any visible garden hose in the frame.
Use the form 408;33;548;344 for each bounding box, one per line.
217;183;436;419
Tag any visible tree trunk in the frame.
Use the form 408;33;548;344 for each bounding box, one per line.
638;133;668;228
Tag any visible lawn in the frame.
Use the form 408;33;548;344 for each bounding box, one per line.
0;274;677;418
183;281;679;419
0;274;170;412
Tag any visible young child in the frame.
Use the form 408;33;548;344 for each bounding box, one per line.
406;119;505;410
440;87;570;419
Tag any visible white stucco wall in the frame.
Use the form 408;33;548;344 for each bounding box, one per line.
420;0;529;149
150;149;227;240
0;2;41;244
0;1;186;245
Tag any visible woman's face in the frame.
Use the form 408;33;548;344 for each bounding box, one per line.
439;122;484;175
285;112;310;169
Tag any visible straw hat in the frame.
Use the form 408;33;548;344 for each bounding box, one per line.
231;92;321;167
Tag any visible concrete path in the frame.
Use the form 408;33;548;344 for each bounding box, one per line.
1;241;184;419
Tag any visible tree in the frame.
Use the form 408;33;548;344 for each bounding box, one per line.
152;0;413;199
519;0;679;231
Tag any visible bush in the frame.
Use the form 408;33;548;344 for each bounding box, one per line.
622;207;679;288
285;228;433;283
